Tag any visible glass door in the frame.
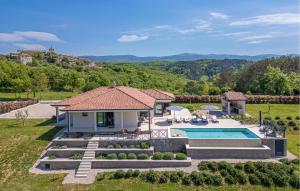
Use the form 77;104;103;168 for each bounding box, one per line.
96;112;106;127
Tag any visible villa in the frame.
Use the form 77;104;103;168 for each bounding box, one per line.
32;86;288;179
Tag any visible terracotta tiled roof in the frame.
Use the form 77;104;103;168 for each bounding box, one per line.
140;89;175;100
224;91;247;101
55;86;156;111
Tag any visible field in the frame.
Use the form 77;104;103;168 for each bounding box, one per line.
0;91;78;100
0;119;298;191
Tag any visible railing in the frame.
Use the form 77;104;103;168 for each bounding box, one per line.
151;129;168;139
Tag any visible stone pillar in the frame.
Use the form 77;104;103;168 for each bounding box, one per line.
67;112;70;132
55;107;59;124
148;110;151;139
227;102;231;115
121;111;124;129
94;112;97;132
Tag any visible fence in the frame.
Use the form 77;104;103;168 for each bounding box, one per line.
0;99;38;114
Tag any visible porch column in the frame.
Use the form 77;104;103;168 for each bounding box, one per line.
148;110;151;139
121;111;124;129
227;102;231;115
55;107;59;124
67;112;70;132
94;112;97;132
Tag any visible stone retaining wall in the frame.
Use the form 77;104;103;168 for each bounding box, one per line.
95;147;154;155
188;138;262;147
151;138;188;152
91;159;191;168
46;149;85;158
261;138;287;157
39;160;81;170
186;144;272;159
52;140;88;148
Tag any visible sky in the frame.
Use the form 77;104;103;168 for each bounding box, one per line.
0;0;299;56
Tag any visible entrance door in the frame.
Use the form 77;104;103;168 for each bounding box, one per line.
155;103;163;116
275;139;285;156
96;112;114;128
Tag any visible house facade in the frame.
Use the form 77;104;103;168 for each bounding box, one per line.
52;86;174;132
221;91;247;115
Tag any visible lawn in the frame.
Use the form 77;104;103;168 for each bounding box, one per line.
0;119;297;191
0;91;78;100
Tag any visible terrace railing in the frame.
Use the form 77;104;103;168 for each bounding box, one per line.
151;129;168;139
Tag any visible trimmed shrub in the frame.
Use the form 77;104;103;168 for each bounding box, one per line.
113;170;125;179
224;175;236;185
275;116;280;120
127;153;137;160
259;174;272;187
248;174;260;185
191;173;204;186
162;171;171;178
137;153;149;160
106;153;117;160
236;172;247;185
122;145;127;148
296;116;300;120
272;174;288;187
189;171;199;182
198;161;209;170
128;145;135;148
117;153;127;160
159;175;168;184
135;144;141;149
125;170;133;178
291;158;300;165
140;142;150;149
264;116;272;120
204;174;214;185
294;126;299;130
113;144;121;149
69;153;83;160
279;158;290;165
48;155;56;159
220;169;228;177
163;152;174;160
289;175;300;189
177;170;185;178
288;121;296;127
217;161;231;171
286;116;292;120
244;161;255;173
145;170;158;183
182;176;192;185
107;145;114;149
170;173;180;183
227;168;238;177
175;153;187;160
207;162;218;172
212;175;223;186
132;170;140;177
152;152;163;160
277;120;285;126
234;162;243;170
96;173;105;181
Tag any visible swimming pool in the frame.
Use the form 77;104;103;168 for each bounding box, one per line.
171;128;259;139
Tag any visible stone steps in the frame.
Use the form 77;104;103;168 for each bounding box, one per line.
75;141;98;178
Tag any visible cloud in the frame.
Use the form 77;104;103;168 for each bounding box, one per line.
0;31;61;42
176;20;211;34
117;34;148;42
239;34;273;41
13;43;46;50
210;12;230;19
230;13;300;26
223;32;250;36
247;40;263;44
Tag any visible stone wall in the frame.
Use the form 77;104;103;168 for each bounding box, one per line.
95;147;154;155
261;137;287;157
188;138;262;147
151;138;188;152
39;160;81;170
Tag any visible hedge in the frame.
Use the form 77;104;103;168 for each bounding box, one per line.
0;98;38;113
175;95;300;104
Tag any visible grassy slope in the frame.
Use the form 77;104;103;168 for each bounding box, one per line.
0;119;296;191
0;91;77;100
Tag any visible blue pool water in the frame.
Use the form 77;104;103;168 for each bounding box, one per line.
172;128;259;138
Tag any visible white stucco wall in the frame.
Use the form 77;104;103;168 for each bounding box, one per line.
114;112;122;129
71;112;95;131
123;111;138;128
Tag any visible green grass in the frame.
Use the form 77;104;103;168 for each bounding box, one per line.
0;119;297;190
173;103;221;111
0;91;78;100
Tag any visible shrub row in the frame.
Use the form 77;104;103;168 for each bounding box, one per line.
96;153;149;160
106;142;150;149
0;98;38;113
175;95;300;104
152;152;187;160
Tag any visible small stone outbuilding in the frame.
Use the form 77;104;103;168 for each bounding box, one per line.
221;91;247;115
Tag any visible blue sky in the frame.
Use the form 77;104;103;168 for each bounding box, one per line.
0;0;299;56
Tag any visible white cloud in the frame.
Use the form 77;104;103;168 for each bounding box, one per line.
13;43;46;50
177;20;211;34
239;34;273;41
247;40;263;44
15;31;60;41
230;13;300;26
210;12;230;19
117;34;148;42
0;31;61;42
223;32;250;36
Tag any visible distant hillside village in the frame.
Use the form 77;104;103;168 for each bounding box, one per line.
2;48;95;67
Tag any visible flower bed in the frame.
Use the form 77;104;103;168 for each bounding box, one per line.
0;98;38;113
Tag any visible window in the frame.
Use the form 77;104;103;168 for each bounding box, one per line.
82;112;88;117
96;112;106;127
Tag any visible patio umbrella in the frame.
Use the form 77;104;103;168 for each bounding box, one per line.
200;105;219;111
166;105;184;118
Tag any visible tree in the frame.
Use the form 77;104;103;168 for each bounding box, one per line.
15;109;29;127
31;71;49;97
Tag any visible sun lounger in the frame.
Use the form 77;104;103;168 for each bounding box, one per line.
201;115;208;122
211;115;219;123
183;116;190;123
167;118;173;124
191;116;199;123
175;116;182;123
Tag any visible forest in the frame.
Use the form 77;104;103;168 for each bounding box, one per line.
0;51;299;96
